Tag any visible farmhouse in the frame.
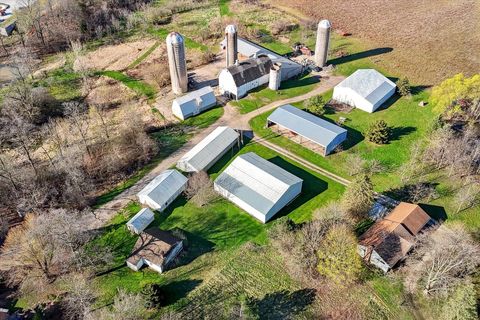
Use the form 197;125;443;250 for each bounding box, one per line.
126;228;183;274
137;169;188;211
126;207;155;234
219;55;273;100
177;126;239;173
333;69;396;113
214;152;303;223
267;104;347;156
172;86;217;120
358;202;432;272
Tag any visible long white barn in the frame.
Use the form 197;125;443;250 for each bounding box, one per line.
214;152;302;223
177;126;239;173
137;169;188;211
172;86;217;120
333;69;396;113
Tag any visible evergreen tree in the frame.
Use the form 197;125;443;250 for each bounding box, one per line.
366;120;392;144
396;77;411;96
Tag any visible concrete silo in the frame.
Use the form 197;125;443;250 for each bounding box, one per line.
314;19;331;67
225;24;238;67
268;62;282;91
166;32;188;94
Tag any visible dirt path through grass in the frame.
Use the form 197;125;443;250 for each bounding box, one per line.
87;74;344;230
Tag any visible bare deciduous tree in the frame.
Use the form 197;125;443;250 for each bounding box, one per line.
405;225;480;296
184;171;218;207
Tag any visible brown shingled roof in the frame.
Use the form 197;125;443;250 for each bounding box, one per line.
385;202;431;235
127;228;181;267
359;202;431;268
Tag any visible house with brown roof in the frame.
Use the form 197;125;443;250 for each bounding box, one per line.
126;228;183;274
358;202;432;272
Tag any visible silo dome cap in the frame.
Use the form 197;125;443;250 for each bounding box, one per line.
319;20;331;28
166;32;184;44
225;25;237;34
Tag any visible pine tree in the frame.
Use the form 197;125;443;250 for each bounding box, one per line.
396;77;411;96
366;120;392;144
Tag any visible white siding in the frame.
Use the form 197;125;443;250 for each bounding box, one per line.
137;170;188;211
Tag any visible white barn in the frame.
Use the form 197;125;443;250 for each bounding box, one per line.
219;55;272;100
137;169;188;211
126;207;155;234
177;126;239;173
172;86;217;120
214;152;303;223
333;69;396;113
267;104;347;156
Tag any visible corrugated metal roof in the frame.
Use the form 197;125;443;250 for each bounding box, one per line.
138;169;187;206
215;152;302;216
336;69;396;104
227;55;273;87
237;37;302;81
172;86;216;119
127;207;154;232
177;126;239;172
267;104;347;147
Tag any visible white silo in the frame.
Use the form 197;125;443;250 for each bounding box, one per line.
166;32;188;94
315;19;331;67
269;62;282;91
225;24;238;67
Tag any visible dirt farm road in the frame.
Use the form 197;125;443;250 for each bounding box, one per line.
88;75;345;229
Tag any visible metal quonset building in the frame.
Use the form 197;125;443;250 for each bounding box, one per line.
267;104;347;156
333;69;396;113
137;169;188;211
172;86;217;120
177;126;239;173
126;207;155;234
214;152;303;223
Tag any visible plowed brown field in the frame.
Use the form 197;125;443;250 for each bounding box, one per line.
274;0;480;85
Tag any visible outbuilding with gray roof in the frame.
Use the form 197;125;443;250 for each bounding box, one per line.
267;104;347;156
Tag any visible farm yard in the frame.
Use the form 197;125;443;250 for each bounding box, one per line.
0;0;479;319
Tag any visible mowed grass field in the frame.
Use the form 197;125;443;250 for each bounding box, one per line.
91;142;346;313
273;0;480;86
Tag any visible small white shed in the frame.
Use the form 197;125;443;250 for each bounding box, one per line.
137;169;188;211
172;86;217;120
126;207;155;234
214;152;303;223
333;69;396;113
177;126;239;173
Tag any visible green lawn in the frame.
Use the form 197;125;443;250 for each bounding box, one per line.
147;28;208;52
36;65;83;101
219;0;232;16
92;141;345;308
96;70;157;100
93;107;224;207
230;75;321;114
250;89;436;191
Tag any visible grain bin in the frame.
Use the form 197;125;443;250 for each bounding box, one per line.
166;32;188;94
225;25;238;67
269;62;282;91
315;20;331;67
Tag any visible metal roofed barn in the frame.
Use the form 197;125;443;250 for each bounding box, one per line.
214;152;303;223
126;207;155;234
137;169;188;211
332;69;396;113
172;86;217;120
267;104;347;156
177;126;239;173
